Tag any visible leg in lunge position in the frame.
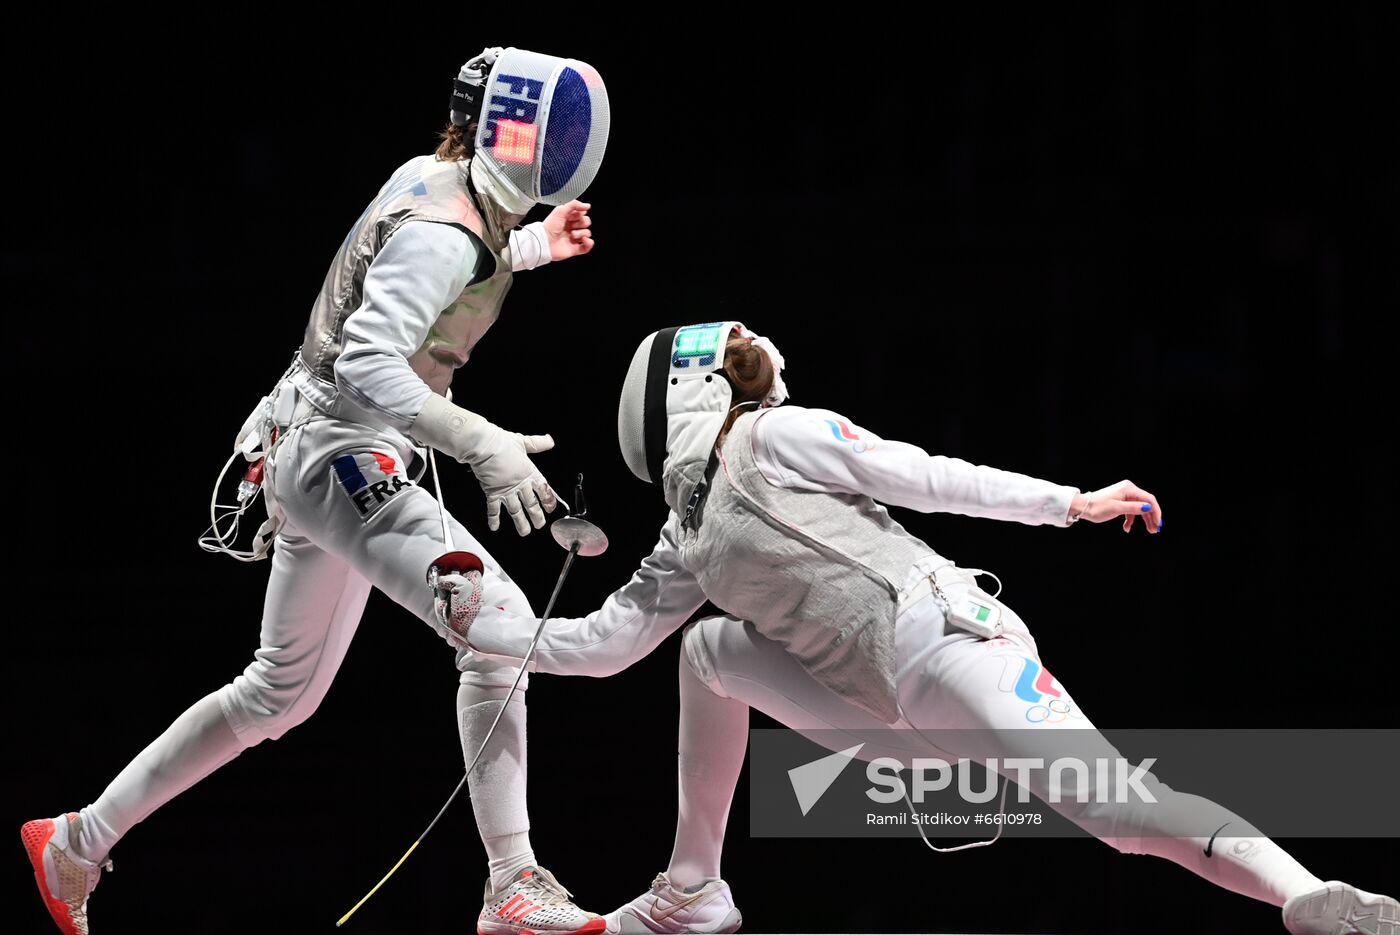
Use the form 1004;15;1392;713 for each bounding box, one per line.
463;322;1396;934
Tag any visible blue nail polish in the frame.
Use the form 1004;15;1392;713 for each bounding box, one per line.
1141;503;1152;512
1157;521;1163;531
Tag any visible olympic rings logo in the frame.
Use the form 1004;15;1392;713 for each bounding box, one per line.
1024;698;1087;725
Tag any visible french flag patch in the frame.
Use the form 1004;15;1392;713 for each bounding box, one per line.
332;451;415;522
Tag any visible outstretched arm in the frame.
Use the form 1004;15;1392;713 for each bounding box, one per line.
467;514;708;676
751;406;1162;532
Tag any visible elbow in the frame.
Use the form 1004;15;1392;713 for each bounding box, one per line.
332;347;420;426
332;350;372;405
584;655;638;679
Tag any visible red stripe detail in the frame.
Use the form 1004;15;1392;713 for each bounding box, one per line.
512;900;538;921
1034;667;1062;699
835;419;859;440
499;895;524;917
372;453;399;474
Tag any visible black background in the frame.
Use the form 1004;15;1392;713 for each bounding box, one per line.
5;8;1396;933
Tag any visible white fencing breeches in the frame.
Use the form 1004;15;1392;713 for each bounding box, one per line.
676;574;1324;908
74;414;534;863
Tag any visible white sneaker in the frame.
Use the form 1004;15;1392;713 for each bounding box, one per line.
20;813;112;935
1283;881;1399;935
605;873;742;934
478;865;605;935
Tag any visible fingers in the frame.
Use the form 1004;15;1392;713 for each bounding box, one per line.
536;479;560;514
1120;481;1163;534
1094;479;1164;534
554;201;592;227
520;433;554;454
489;490;547;536
1102;499;1152;524
507;485;551;536
552;219;594;259
503;492;533;536
520;488;547;533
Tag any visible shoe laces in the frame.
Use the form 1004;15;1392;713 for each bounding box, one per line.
516;867;573;906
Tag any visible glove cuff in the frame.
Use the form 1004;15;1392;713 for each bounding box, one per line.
410;393;491;462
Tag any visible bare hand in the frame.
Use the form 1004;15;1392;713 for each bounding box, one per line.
1069;480;1163;534
543;200;594;260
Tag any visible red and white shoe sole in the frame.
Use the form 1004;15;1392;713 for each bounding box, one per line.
478;919;606;935
20;816;83;935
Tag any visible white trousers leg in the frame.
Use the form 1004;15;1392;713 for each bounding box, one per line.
75;528;370;861
666;650;749;889
276;418;537;849
681;581;1323;908
77;416;535;863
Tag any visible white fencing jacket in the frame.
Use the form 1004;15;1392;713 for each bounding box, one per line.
468;406;1077;676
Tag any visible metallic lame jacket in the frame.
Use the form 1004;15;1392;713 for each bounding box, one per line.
677;410;935;724
296;154;525;415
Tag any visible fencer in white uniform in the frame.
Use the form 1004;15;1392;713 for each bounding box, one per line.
464;323;1399;935
22;47;610;935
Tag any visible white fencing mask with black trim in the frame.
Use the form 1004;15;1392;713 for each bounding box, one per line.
618;322;743;490
618;322;790;520
450;46;610;209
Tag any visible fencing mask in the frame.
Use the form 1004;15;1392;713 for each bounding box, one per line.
618;321;789;519
450;46;610;209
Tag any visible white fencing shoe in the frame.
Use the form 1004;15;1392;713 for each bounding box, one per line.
605;873;742;934
478;865;605;935
20;813;112;935
1283;881;1399;935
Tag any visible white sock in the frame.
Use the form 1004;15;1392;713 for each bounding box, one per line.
74;693;245;863
666;652;748;891
457;683;533;894
485;831;537;893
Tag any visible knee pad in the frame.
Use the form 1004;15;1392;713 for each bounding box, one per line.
456;683;530;838
682;617;732;699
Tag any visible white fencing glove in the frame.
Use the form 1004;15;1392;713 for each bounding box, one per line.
410;394;560;535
